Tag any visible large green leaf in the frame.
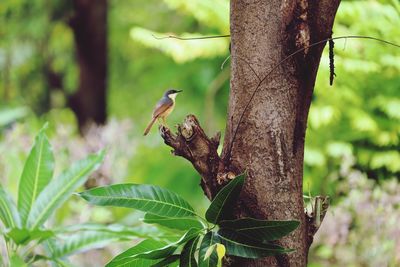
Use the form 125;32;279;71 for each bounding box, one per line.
198;232;218;267
0;186;21;228
27;151;104;229
57;223;156;239
219;218;299;241
205;174;245;224
6;228;53;245
79;184;196;217
18;125;54;226
106;239;167;267
51;231;125;258
143;213;204;231
217;229;290;258
180;236;200;267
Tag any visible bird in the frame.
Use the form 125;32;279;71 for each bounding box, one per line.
143;89;182;136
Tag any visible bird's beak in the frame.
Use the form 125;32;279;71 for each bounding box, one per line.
177;90;183;93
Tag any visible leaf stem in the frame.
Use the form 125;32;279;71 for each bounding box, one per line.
196;214;211;230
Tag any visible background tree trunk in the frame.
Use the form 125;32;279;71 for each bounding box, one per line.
69;0;108;131
220;0;340;266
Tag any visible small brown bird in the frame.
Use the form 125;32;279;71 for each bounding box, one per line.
143;89;182;136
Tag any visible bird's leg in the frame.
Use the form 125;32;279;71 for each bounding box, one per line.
158;117;169;131
162;117;167;127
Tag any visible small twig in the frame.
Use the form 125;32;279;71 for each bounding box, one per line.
220;55;231;70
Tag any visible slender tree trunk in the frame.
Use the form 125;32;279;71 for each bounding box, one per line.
69;0;108;131
161;0;340;266
221;1;340;266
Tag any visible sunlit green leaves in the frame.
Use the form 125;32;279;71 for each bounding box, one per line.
162;0;229;32
80;183;197;218
0;125;111;266
18;124;54;226
305;0;400;194
51;231;124;258
129;0;229;63
130;27;228;63
205;174;245;224
27;151;105;229
56;223;154;239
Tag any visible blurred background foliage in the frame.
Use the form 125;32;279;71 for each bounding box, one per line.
0;0;399;266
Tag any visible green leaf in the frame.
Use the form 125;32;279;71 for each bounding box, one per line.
205;174;245;224
18;124;54;226
9;253;27;267
0;186;21;228
217;229;290;258
6;228;53;245
51;231;124;258
143;213;204;231
27;151;105;229
56;223;154;239
106;239;167;267
136;228;200;259
219;218;299;241
107;229;200;267
180;236;200;267
199;232;218;267
79;183;196;218
110;258;157;267
150;255;180;267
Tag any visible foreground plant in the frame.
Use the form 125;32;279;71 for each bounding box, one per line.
0;125;144;266
80;174;300;266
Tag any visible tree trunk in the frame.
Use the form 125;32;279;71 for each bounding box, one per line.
221;1;340;266
68;0;108;131
161;0;340;266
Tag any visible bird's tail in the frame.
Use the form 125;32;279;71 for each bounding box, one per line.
143;117;156;136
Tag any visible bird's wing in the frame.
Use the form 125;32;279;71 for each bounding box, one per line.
152;98;173;118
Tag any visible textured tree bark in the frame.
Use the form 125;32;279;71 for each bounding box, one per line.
68;0;108;131
161;0;340;266
221;1;340;266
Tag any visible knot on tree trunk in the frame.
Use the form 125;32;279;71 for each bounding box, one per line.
160;114;235;200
